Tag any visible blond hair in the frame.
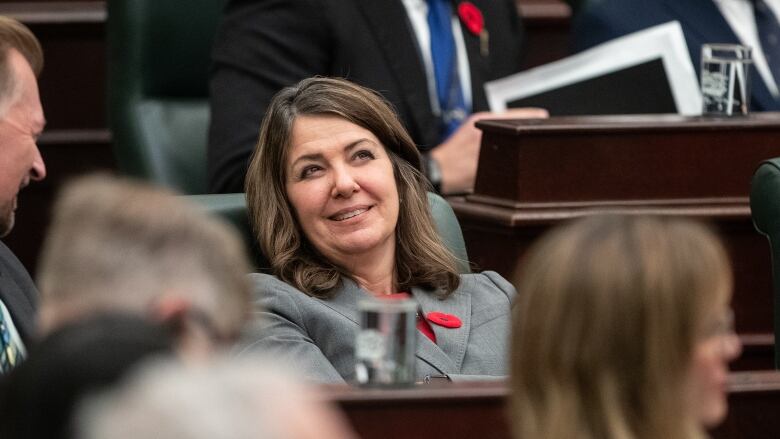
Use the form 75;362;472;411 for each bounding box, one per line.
37;174;252;337
245;77;459;298
511;215;731;439
0;16;43;115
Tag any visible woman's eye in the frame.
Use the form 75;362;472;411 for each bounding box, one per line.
354;150;375;161
300;165;321;179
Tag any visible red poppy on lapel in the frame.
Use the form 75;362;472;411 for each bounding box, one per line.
457;2;484;36
426;312;462;328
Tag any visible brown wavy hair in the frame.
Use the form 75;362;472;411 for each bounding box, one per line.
245;77;460;298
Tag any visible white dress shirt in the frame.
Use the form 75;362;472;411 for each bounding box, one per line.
714;0;780;96
401;0;473;115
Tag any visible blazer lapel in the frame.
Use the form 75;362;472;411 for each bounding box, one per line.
412;286;471;374
324;278;473;376
318;279;364;325
356;0;440;148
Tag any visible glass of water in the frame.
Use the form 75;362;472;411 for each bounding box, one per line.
700;44;752;116
355;297;417;387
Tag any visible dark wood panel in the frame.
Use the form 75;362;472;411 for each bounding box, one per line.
472;114;780;205
332;383;509;439
451;202;774;370
325;372;780;439
517;0;572;69
452;114;780;370
2;2;109;131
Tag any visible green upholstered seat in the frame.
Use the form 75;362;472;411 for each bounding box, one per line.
426;192;471;274
107;0;222;194
185;192;471;274
750;157;780;368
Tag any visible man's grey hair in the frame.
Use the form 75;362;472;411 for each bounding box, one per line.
37;174;252;337
0;16;43;117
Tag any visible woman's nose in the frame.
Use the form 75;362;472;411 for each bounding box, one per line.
331;166;359;198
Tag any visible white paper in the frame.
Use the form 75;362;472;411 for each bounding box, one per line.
485;21;702;115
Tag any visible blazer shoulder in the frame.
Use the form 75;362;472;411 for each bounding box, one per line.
248;273;309;308
249;273;298;293
247;273;339;321
458;271;516;304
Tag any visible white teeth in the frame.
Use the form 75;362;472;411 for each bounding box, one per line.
332;208;367;221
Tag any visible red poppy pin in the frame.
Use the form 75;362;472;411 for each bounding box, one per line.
458;2;483;35
457;2;489;57
426;312;462;328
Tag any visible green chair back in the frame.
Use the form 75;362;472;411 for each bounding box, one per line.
107;0;223;194
750;157;780;368
186;192;471;274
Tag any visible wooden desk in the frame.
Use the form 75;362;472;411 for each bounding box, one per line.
713;371;780;438
326;372;780;439
328;382;510;439
451;114;780;370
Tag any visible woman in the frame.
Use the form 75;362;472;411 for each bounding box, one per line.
242;77;516;383
511;215;741;439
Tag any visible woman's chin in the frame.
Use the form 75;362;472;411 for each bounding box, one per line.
697;396;728;428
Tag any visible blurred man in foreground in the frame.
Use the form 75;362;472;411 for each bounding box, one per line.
77;358;357;439
36;175;252;359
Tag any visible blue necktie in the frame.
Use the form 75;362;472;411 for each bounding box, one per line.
427;0;468;141
754;0;780;83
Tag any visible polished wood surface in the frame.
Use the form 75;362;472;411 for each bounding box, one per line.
452;114;780;370
329;381;510;439
472;114;780;206
325;372;780;439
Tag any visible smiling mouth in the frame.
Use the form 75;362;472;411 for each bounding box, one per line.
329;206;371;221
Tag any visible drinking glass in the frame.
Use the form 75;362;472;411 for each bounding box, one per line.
355;297;417;387
700;44;752;116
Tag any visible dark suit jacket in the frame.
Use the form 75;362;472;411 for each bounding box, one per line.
208;0;524;193
240;271;516;383
571;0;780;112
0;241;37;346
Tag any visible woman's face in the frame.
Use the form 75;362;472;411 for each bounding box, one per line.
285;115;399;265
685;302;742;428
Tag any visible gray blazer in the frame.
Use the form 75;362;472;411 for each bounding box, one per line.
240;271;516;383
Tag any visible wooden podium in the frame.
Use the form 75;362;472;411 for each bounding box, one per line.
449;113;780;370
325;372;780;439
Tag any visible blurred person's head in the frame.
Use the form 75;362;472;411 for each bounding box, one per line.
0;16;46;237
77;357;357;439
245;77;460;297
511;215;741;439
0;312;176;439
37;175;252;355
